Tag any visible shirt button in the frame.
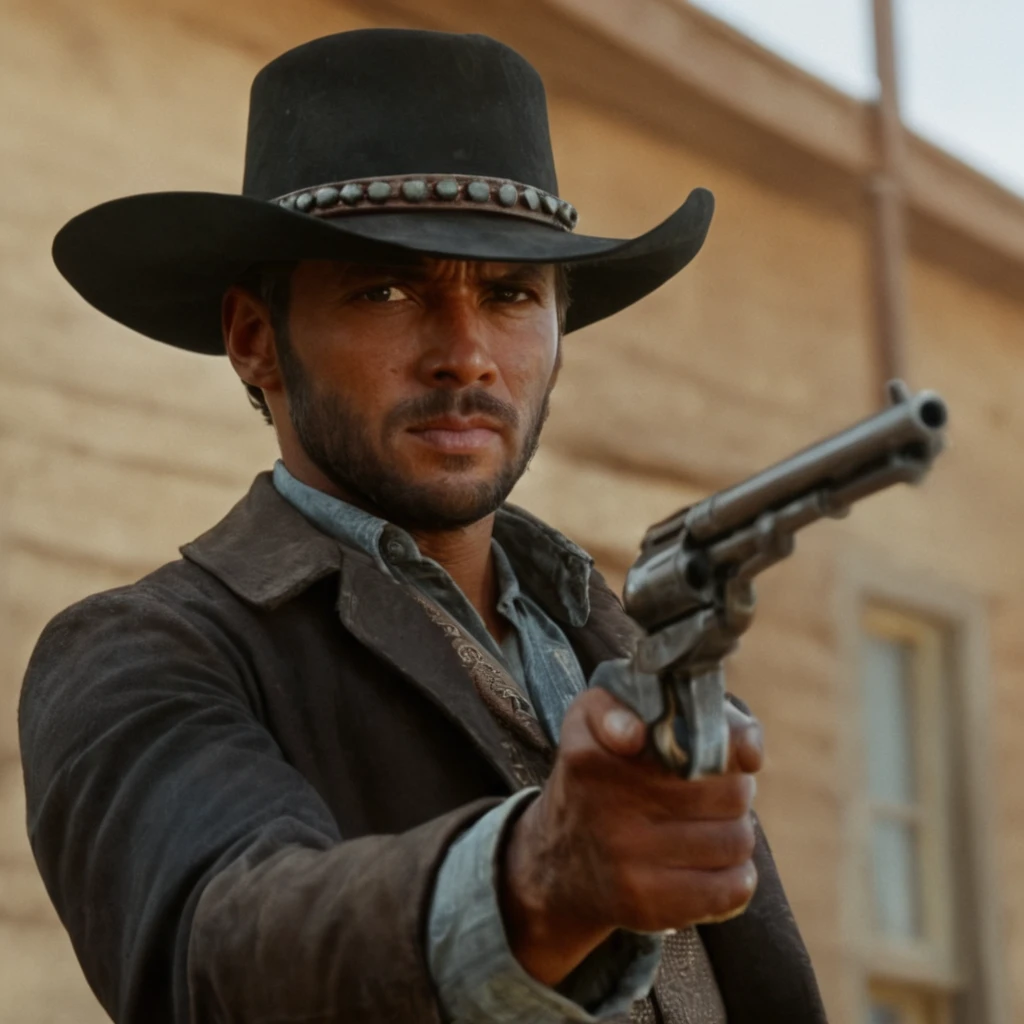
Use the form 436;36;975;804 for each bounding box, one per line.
384;539;405;562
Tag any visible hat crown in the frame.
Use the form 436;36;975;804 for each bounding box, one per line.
242;29;559;200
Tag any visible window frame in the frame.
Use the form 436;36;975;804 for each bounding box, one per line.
835;550;1007;1024
868;979;954;1024
859;604;956;976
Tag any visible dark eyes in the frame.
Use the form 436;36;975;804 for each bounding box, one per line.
359;285;409;304
491;286;530;303
353;283;534;306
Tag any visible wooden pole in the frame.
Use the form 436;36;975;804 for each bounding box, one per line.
869;0;908;389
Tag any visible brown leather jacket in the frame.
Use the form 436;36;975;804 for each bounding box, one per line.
20;473;827;1023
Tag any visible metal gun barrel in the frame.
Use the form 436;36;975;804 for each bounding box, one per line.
683;389;947;543
612;383;950;780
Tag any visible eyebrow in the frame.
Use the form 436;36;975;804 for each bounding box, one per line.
482;265;550;286
335;262;552;286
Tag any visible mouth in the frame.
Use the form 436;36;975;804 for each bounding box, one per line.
407;416;505;454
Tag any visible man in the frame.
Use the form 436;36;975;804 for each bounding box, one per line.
20;28;827;1024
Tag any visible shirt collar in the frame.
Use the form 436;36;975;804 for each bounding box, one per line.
272;460;391;574
271;460;592;627
491;503;592;627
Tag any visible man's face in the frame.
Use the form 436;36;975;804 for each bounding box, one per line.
275;258;562;530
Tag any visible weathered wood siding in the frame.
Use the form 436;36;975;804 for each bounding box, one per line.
2;0;1021;1019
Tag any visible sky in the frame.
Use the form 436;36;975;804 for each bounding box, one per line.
689;0;1024;197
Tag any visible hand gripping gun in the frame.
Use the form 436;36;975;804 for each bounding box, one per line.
591;381;948;779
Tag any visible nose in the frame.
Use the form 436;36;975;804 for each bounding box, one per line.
417;297;499;389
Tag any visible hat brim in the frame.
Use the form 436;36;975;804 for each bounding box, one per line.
52;187;714;354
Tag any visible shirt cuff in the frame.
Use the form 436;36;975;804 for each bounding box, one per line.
427;789;663;1023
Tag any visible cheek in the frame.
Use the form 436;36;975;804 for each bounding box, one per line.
500;319;560;396
304;330;410;418
511;351;559;418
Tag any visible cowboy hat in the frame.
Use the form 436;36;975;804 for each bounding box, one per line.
53;28;715;355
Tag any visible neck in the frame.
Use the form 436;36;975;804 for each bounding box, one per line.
409;516;507;643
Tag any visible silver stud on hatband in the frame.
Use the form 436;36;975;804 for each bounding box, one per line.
340;183;365;205
315;187;339;208
273;177;578;232
401;180;428;202
435;179;460;200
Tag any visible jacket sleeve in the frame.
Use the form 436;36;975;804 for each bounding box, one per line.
19;584;498;1024
427;792;663;1023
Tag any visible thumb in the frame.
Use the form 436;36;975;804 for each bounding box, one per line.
586;689;647;757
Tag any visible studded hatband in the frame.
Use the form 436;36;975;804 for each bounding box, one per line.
274;173;579;232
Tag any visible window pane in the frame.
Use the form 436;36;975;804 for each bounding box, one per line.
872;818;922;940
869;985;944;1024
862;635;917;805
869;1005;902;1024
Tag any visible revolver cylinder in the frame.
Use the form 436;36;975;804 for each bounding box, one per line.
623;546;712;632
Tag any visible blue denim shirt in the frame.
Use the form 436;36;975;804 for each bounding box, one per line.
272;462;662;1022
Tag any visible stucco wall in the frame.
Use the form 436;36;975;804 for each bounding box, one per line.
2;0;1021;1020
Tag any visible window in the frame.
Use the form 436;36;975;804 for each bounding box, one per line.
839;553;1007;1024
859;606;957;1023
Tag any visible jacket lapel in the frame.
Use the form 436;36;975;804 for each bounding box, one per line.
401;587;552;754
183;473;545;791
336;552;549;791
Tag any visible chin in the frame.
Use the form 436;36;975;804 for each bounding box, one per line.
402;449;501;484
397;475;510;529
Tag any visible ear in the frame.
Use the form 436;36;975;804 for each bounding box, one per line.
222;286;282;395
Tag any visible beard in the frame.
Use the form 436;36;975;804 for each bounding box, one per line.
278;343;554;531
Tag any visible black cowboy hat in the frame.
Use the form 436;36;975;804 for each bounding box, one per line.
53;28;714;355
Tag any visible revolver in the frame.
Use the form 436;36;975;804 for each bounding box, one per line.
592;381;948;779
